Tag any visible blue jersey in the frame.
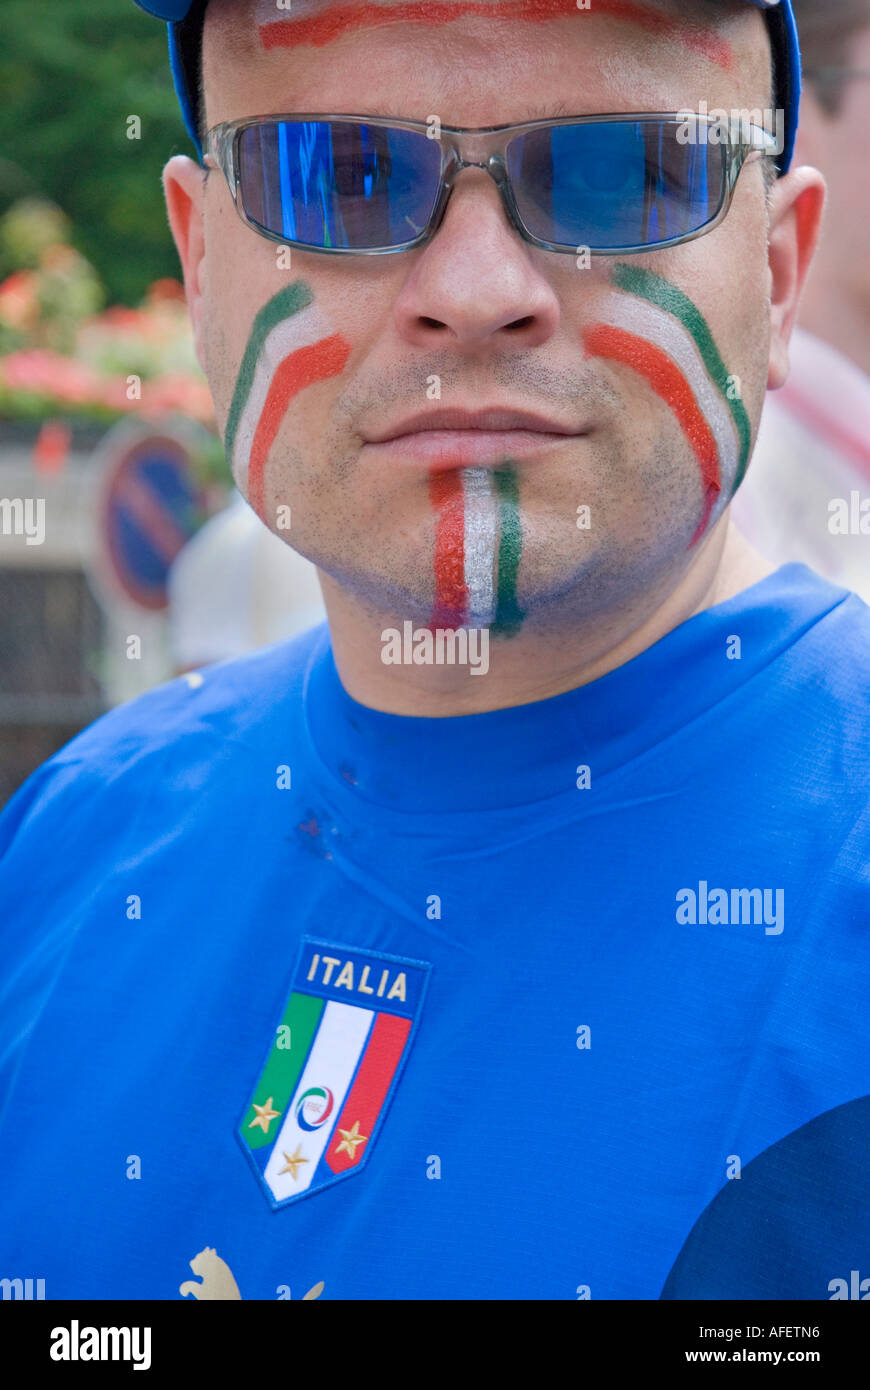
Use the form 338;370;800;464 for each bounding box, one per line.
1;563;869;1301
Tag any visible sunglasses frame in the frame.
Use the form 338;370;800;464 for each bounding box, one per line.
204;112;778;258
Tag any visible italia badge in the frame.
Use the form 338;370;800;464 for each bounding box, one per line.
238;938;431;1209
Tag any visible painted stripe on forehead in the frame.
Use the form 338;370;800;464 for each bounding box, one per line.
612;264;752;487
605;290;739;478
247;332;351;517
225;281;314;466
582;323;720;545
259;0;734;70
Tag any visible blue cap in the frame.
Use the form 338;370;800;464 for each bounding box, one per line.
134;0;802;173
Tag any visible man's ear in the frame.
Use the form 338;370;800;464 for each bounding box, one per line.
163;155;208;373
766;165;827;390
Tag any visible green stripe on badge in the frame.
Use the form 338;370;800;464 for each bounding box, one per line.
241;991;324;1150
612;264;753;488
224;280;315;463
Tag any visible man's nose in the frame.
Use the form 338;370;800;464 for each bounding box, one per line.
391;168;561;351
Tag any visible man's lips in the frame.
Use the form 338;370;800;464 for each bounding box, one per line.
360;408;590;469
362;428;587;469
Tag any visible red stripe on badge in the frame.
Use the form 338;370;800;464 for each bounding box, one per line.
430;468;468;628
325;1012;412;1174
583;323;721;546
248;333;351;518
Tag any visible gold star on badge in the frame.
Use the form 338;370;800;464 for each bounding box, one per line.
334;1121;368;1159
248;1097;281;1134
279;1145;309;1180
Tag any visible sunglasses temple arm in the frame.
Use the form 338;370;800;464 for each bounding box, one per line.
205;126;238;199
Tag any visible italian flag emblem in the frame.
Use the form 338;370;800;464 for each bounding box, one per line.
238;938;431;1209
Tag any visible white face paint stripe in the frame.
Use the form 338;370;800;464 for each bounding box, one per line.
604;291;740;478
231;301;334;493
461;468;498;626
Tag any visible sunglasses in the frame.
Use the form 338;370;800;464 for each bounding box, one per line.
204;113;777;257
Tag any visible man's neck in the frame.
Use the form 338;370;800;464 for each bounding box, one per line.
798;275;870;380
317;516;776;716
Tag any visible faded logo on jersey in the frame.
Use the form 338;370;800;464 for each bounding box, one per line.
179;1246;324;1301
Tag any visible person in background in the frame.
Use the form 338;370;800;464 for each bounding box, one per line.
731;0;870;597
168;489;325;672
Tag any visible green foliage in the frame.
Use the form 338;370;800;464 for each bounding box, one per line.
0;198;74;270
0;0;192;304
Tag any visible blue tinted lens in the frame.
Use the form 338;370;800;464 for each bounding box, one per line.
238;120;442;249
506;120;727;249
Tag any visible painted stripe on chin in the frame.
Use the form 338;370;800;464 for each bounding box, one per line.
430;469;470;628
429;465;524;633
461;467;498;626
492;463;524;637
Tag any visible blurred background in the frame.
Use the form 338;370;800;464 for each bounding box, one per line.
0;0;219;804
1;0;868;807
0;0;324;805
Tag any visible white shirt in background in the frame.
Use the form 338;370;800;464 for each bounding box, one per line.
731;326;870;603
168;491;326;669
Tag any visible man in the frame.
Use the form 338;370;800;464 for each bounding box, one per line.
0;0;867;1301
732;0;870;598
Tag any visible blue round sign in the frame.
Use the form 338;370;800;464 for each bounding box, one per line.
99;433;204;611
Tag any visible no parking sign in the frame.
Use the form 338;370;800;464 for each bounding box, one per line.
93;423;207;612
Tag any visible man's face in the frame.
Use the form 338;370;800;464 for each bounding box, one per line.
193;0;774;633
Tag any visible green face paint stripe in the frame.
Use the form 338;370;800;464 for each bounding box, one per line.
224;281;315;461
612;264;752;487
492;462;524;637
241;991;324;1150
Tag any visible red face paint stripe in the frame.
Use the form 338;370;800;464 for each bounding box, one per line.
430;469;469;628
260;0;732;70
247;333;351;518
583;0;733;69
583;323;721;545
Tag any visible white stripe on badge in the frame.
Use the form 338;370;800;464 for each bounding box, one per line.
231;301;334;494
461;468;498;627
264;1000;373;1202
604;291;739;476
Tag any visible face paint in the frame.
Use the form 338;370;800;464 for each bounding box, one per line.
429;464;524;634
257;0;733;70
583;266;750;546
225;282;351;520
613;265;752;484
492;464;524;636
